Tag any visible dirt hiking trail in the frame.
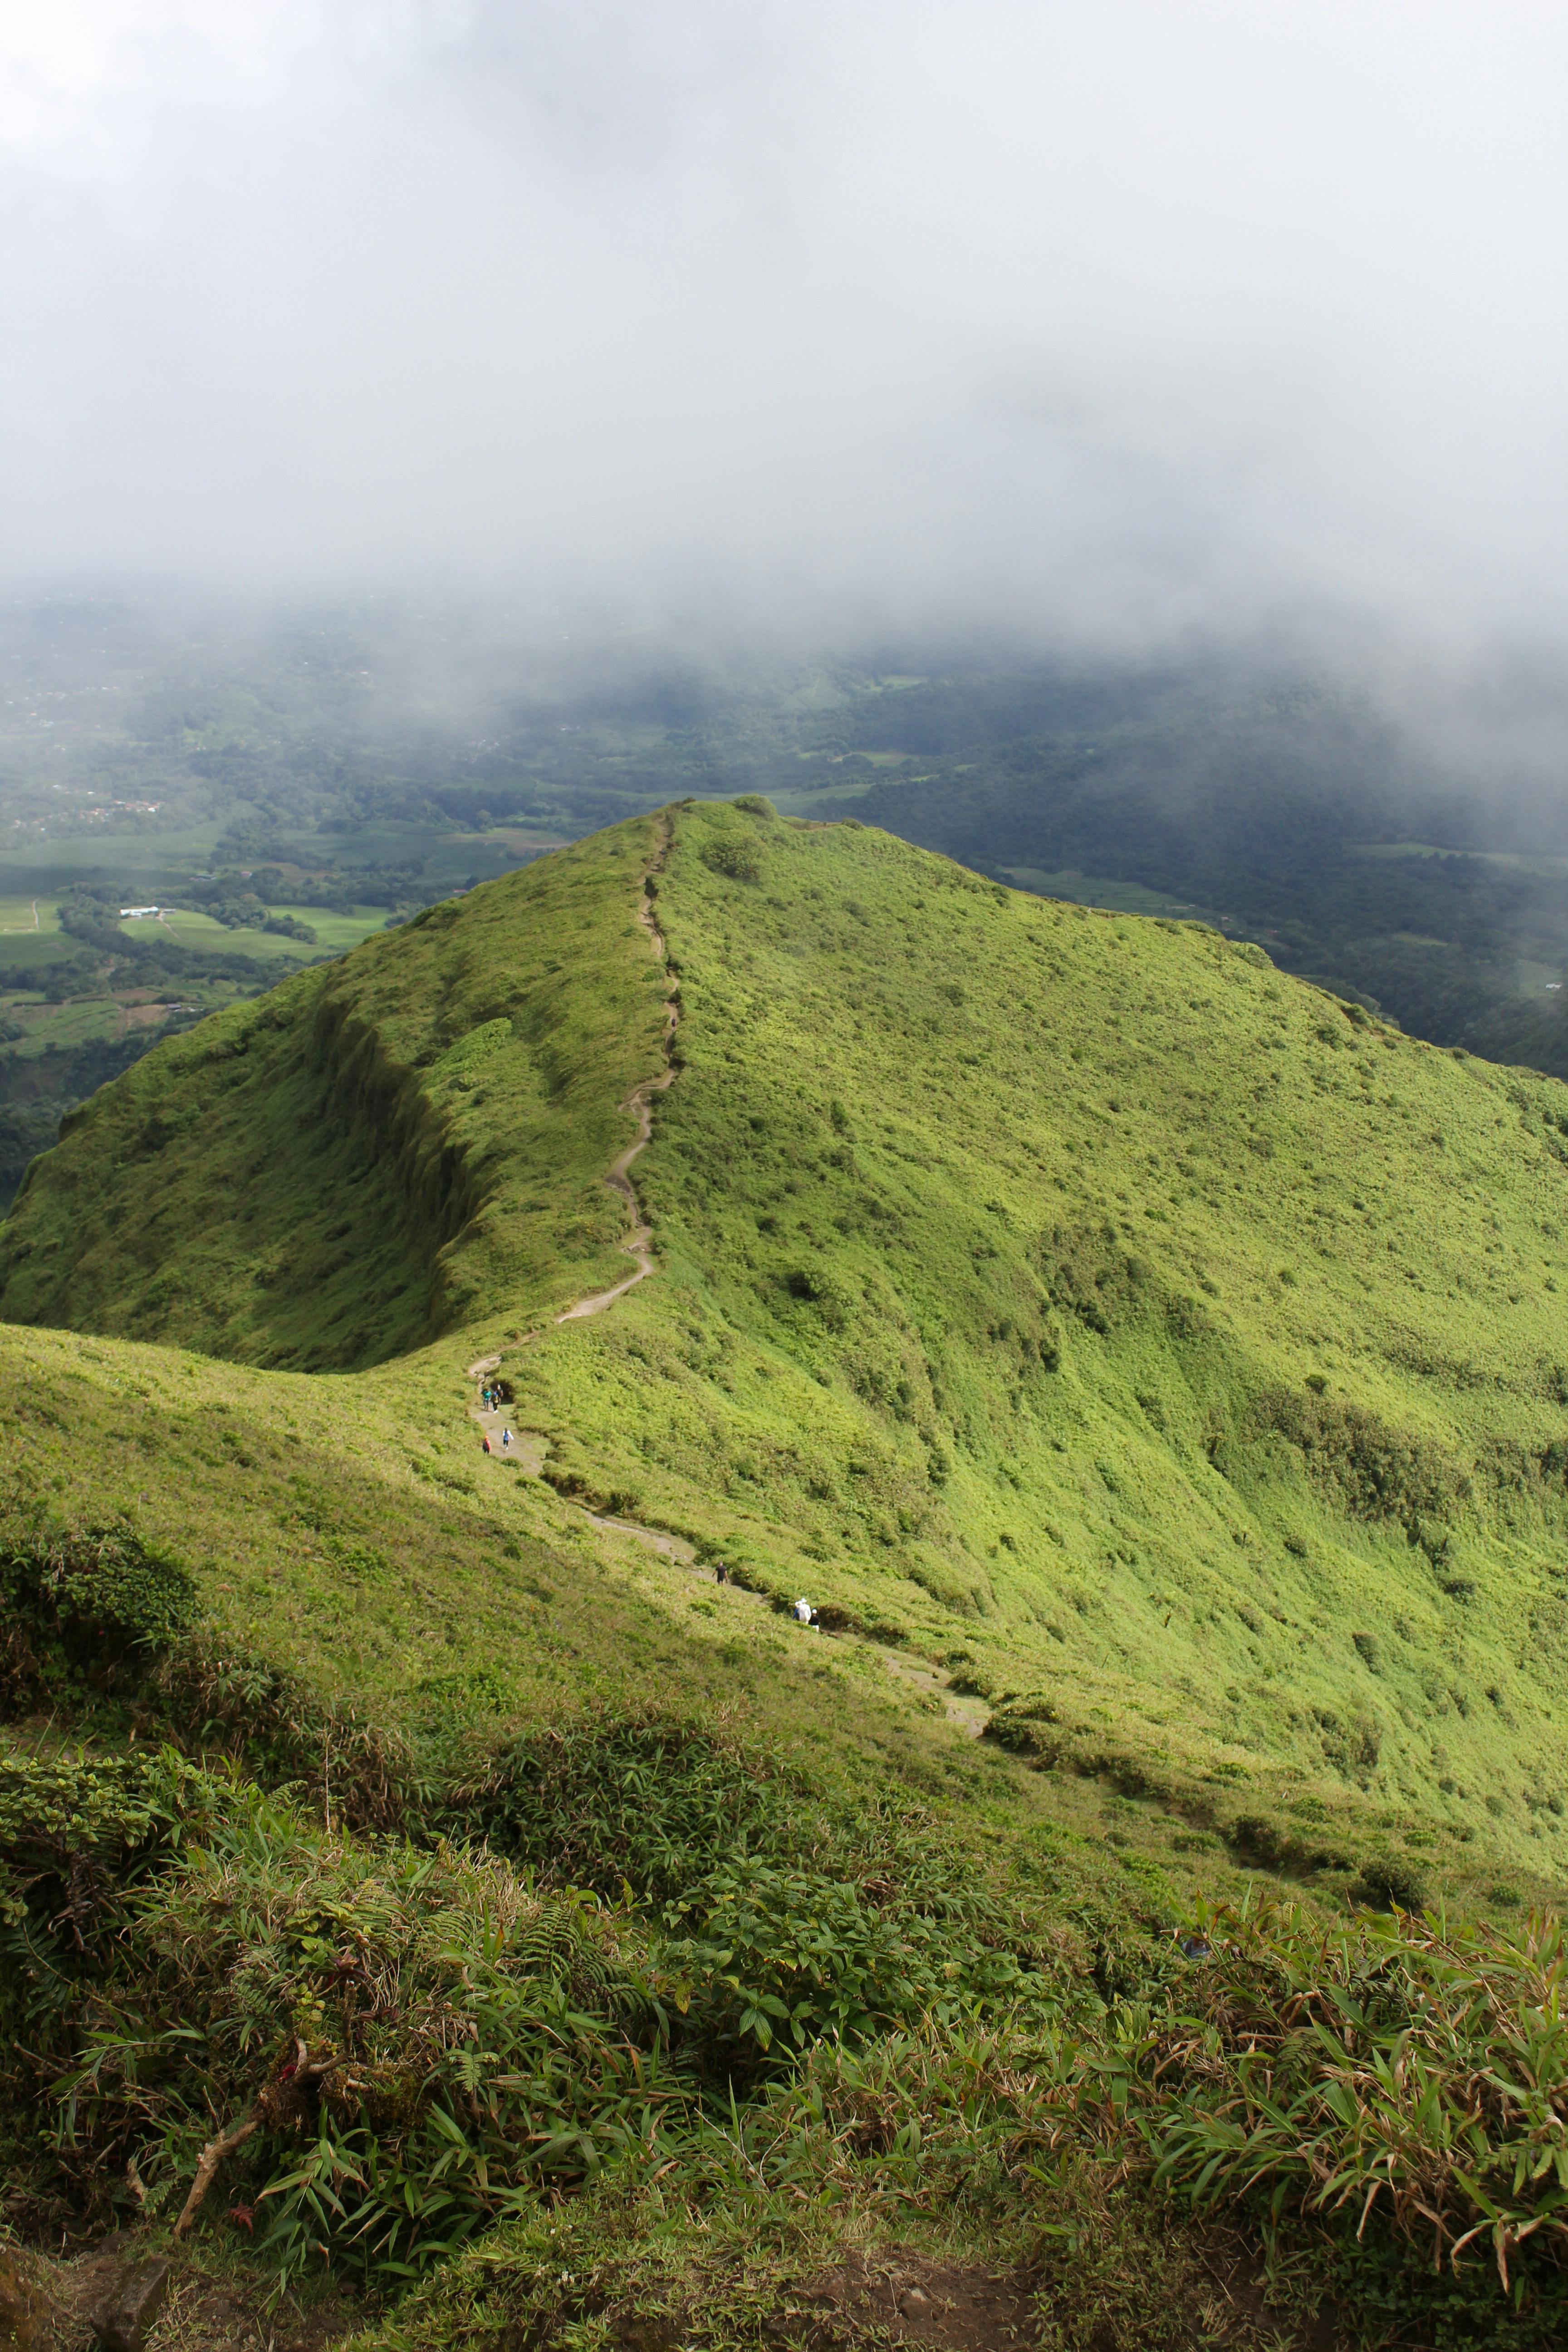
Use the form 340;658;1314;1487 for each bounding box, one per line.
461;823;987;1740
466;825;676;1392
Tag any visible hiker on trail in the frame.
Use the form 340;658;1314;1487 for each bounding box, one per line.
501;1428;513;1449
714;1563;727;1585
794;1596;813;1624
482;1434;492;1454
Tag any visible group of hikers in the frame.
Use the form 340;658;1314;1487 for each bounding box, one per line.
471;1377;823;1624
478;1382;514;1456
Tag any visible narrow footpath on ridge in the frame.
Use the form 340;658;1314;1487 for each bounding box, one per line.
465;815;677;1397
462;818;986;1740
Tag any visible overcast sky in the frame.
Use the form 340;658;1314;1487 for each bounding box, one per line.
2;1;1566;651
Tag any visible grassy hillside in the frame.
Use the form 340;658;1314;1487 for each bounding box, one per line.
778;667;1568;1082
458;799;1568;1882
0;821;667;1366
9;799;1568;1868
8;799;1568;2346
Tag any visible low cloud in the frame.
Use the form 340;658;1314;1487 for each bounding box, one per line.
2;2;1567;657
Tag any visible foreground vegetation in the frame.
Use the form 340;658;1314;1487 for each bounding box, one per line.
5;799;1568;2342
8;1671;1568;2347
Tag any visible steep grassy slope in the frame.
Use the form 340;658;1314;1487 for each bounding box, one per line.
14;803;1568;2348
462;802;1568;1880
0;1318;1061;1839
8;795;1568;1886
0;819;668;1367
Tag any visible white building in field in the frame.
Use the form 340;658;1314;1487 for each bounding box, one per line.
119;906;161;918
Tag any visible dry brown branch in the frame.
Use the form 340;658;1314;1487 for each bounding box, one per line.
173;2038;340;2239
172;2110;265;2240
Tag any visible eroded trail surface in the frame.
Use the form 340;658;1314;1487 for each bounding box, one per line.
466;827;676;1391
558;862;677;1322
461;825;986;1739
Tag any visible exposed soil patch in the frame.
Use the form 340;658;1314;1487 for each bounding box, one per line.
782;2250;1038;2349
598;2241;1339;2352
876;1651;989;1739
2;2235;355;2352
584;1508;699;1563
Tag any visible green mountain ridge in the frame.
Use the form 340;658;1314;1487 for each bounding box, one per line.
7;799;1568;1869
0;824;666;1366
8;798;1568;2346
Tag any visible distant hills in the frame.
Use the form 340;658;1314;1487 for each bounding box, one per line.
5;614;1568;1257
786;669;1568;1080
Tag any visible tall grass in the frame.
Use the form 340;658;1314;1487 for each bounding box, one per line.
1124;1896;1568;2293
